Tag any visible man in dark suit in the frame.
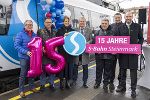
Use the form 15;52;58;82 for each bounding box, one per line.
73;17;92;88
110;13;123;91
116;12;143;98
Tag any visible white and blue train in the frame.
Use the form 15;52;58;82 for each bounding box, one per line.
0;0;118;92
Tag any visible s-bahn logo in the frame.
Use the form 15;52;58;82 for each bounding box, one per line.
63;31;86;56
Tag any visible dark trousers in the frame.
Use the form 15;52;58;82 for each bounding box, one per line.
59;61;74;80
73;64;88;84
40;64;55;86
95;59;113;86
120;68;137;91
110;59;121;84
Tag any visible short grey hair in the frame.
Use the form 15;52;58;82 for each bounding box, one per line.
24;20;33;25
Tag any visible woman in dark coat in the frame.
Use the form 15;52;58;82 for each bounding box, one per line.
56;16;74;90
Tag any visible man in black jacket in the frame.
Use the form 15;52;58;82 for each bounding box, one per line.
93;19;116;92
110;13;123;91
116;12;143;98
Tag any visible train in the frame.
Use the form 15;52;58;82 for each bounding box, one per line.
0;0;119;93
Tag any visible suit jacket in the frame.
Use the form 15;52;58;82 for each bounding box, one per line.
74;27;93;65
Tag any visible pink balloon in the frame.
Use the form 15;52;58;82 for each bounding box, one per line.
27;37;43;78
45;36;66;74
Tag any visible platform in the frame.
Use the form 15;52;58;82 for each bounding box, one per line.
0;61;150;100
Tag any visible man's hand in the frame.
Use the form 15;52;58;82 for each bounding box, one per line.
27;51;32;57
64;33;69;36
43;47;46;53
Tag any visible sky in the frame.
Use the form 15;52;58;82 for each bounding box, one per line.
106;0;150;9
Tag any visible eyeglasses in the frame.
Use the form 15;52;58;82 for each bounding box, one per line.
25;24;33;26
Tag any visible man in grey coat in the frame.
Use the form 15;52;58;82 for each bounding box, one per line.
72;17;92;88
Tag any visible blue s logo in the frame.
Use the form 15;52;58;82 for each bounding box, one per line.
63;31;86;56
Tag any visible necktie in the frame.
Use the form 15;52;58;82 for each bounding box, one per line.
81;29;84;34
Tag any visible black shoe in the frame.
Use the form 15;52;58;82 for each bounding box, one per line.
103;85;108;93
109;83;115;91
116;86;126;93
50;84;55;91
131;91;136;98
83;84;88;88
94;83;100;89
39;85;45;92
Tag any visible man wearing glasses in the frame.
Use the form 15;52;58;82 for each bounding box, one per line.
14;20;38;98
37;18;56;92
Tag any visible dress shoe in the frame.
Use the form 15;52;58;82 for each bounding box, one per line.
131;91;136;98
94;83;100;89
83;84;88;88
39;85;45;92
19;92;25;98
116;86;126;93
109;83;115;91
103;85;108;93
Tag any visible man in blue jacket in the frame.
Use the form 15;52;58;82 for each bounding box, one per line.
14;20;38;98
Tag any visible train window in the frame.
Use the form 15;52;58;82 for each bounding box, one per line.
91;11;111;30
74;7;90;28
0;3;12;35
91;12;101;29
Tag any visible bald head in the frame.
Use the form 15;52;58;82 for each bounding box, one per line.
125;12;133;24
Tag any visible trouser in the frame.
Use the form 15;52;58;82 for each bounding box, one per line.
95;59;113;86
73;64;88;84
120;68;137;91
59;61;74;80
40;65;55;86
19;59;35;92
110;59;121;84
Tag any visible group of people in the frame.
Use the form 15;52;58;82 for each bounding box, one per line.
14;11;143;98
93;12;143;98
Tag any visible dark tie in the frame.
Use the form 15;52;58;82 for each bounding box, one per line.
81;29;84;35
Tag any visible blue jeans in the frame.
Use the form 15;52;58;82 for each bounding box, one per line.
40;65;55;86
19;59;35;93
